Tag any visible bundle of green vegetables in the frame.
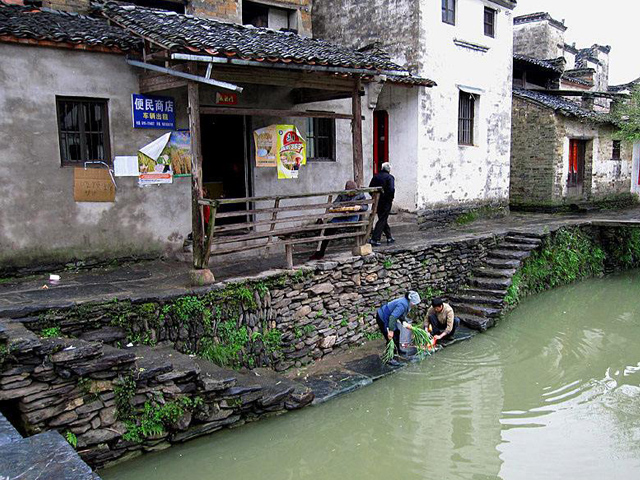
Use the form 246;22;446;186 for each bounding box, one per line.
381;339;396;364
404;323;438;355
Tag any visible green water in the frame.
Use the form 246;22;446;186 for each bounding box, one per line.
102;270;640;480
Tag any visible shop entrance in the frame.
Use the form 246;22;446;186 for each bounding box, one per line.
201;114;250;225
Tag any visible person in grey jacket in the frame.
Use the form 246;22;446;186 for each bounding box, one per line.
310;180;368;260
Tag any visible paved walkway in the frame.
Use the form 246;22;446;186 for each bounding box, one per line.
1;208;640;318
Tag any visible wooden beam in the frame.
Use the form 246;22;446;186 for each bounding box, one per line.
351;77;364;186
188;75;206;269
140;72;187;93
200;106;353;120
291;88;353;105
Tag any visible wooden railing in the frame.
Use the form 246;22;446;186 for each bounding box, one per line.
198;187;381;268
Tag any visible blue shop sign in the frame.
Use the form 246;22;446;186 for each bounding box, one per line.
132;94;176;129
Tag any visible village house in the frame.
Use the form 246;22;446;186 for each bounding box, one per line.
312;0;517;226
0;0;433;274
510;12;638;209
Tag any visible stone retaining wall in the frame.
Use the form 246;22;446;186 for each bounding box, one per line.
0;320;312;470
417;202;509;229
22;235;501;372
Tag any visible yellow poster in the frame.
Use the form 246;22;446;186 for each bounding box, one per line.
276;125;306;179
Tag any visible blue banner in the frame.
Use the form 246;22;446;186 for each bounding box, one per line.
132;94;176;129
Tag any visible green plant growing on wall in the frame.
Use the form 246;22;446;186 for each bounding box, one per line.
419;286;444;302
606;227;640;268
122;396;196;443
199;320;250;369
114;374;137;421
455;211;479;225
382;258;394;269
505;227;605;306
41;326;61;338
65;431;77;449
364;330;382;341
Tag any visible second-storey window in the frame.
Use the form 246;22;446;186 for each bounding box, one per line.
484;7;496;37
56;97;110;167
458;92;475;146
442;0;455;25
307;118;335;161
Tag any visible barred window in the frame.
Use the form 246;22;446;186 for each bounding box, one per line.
307;118;336;161
442;0;455;25
458;91;475;146
56;97;110;167
484;7;496;37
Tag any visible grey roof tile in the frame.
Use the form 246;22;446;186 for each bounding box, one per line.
513;87;608;122
0;2;140;51
99;2;408;73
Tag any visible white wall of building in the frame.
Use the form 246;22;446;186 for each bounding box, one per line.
415;0;514;210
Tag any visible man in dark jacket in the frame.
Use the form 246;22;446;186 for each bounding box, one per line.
368;162;395;246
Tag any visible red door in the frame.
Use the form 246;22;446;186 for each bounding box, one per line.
373;111;389;174
568;139;586;195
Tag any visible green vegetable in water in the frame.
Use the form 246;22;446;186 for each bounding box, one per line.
405;324;438;356
381;339;396;364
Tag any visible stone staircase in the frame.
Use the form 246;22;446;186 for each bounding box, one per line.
449;232;543;331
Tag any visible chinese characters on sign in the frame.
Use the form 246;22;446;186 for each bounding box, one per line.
132;94;176;129
215;92;238;105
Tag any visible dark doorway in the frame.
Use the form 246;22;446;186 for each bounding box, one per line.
201;114;250;225
567;139;586;196
373;110;389;175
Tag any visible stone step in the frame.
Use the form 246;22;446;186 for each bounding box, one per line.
454;303;502;319
488;249;531;260
485;257;521;269
457;287;508;299
507;231;545;240
498;242;539;252
450;294;503;307
473;266;516;279
470;276;512;290
504;235;542;246
458;314;496;331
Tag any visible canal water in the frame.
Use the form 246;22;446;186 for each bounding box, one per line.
102;270;640;480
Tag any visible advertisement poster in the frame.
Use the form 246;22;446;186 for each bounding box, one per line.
253;125;277;167
132;94;176;129
276;126;306;179
254;125;307;178
137;131;192;185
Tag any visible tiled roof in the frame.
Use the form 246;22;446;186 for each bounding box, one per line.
0;2;140;51
100;2;408;73
561;74;592;87
513;54;563;73
386;74;436;87
513;88;608;122
514;12;566;31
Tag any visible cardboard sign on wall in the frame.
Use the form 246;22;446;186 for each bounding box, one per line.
74;168;116;202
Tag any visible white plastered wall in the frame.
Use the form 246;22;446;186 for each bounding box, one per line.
415;0;513;210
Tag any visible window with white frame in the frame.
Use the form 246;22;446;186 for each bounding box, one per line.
442;0;455;25
458;91;475;146
484;7;496;37
243;0;298;32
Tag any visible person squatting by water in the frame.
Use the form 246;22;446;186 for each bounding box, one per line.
369;162;395;246
425;297;460;342
376;291;421;365
310;180;368;260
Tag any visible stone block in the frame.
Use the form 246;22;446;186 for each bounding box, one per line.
352;244;372;256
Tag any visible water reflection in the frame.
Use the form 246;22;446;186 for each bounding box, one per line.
103;270;640;480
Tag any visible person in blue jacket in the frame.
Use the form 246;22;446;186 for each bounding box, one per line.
376;291;421;361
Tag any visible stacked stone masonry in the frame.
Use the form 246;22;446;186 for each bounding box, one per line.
0;236;500;469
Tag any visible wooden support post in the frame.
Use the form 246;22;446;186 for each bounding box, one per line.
351;77;364;187
187;69;212;282
202;201;217;268
285;244;294;269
